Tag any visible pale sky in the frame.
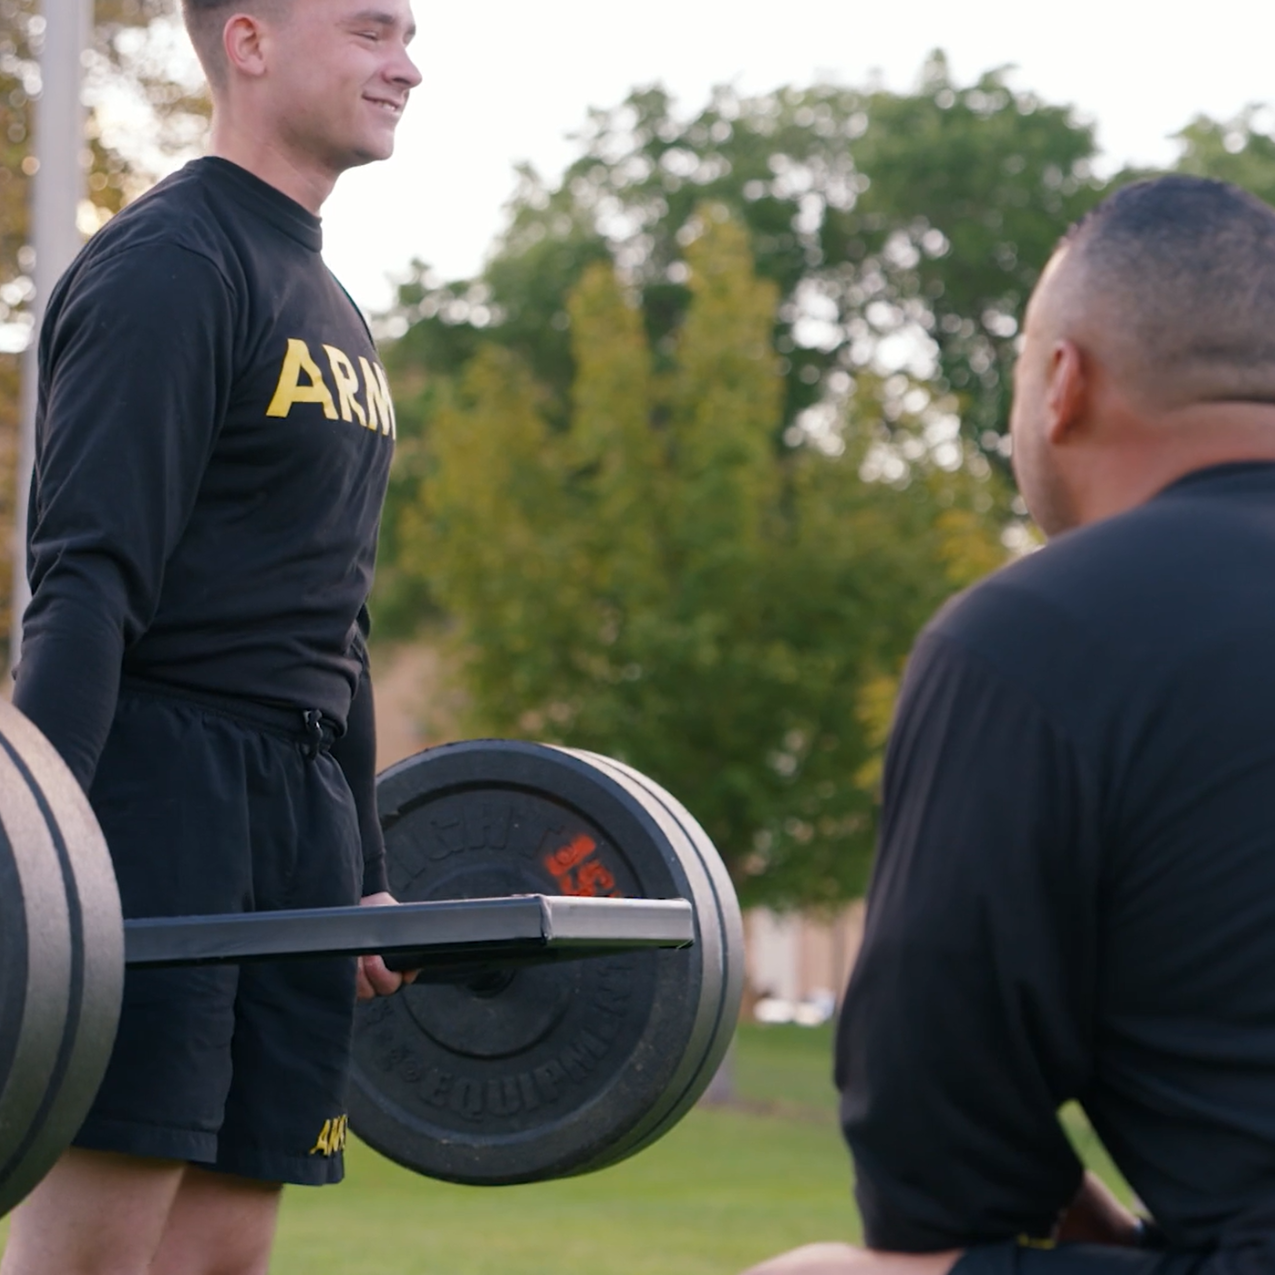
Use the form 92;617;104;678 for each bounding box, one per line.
102;0;1272;317
309;0;1275;315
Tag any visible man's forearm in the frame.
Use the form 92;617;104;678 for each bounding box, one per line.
14;589;127;791
330;657;387;897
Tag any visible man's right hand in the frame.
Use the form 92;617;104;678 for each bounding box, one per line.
356;892;419;1000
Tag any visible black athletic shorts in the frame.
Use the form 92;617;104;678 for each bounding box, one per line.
72;680;363;1185
953;1243;1212;1274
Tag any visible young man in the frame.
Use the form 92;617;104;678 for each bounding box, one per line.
743;177;1275;1275
0;4;421;1273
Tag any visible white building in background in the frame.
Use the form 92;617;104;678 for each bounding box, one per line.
745;904;865;1025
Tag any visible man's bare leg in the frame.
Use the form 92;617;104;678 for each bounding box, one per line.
0;1148;186;1275
151;1166;282;1275
742;1244;963;1275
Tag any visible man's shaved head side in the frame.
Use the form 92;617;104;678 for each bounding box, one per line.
181;0;291;87
1053;176;1275;410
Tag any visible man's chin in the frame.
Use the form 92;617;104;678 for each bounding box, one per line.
340;137;397;171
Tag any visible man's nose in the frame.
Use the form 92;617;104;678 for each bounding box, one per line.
389;46;423;90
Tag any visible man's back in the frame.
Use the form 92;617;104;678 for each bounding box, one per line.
840;461;1275;1260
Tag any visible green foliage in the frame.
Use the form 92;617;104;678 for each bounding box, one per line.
374;55;1107;636
1174;107;1275;205
382;54;1105;463
375;63;1275;905
393;213;1008;906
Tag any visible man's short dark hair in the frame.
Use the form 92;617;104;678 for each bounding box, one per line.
181;0;290;87
1060;175;1275;406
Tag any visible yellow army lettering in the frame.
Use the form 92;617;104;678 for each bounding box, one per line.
324;344;367;427
360;356;396;438
308;1113;349;1157
267;338;337;420
267;338;396;439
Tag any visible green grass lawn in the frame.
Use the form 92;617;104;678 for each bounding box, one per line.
270;1024;855;1275
0;1022;1132;1273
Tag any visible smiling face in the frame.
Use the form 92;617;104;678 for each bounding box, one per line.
273;1;420;172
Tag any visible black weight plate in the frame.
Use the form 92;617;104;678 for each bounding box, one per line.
348;740;715;1185
0;701;123;1218
564;751;744;1168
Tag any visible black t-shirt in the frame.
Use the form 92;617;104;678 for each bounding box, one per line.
839;462;1275;1264
14;157;394;891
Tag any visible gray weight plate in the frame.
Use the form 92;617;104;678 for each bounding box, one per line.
0;733;72;1218
562;750;744;1168
348;740;721;1185
0;807;35;1187
569;751;744;1060
553;749;729;1173
0;700;123;1218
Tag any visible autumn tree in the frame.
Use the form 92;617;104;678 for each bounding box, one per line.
1172;107;1275;205
374;57;1106;629
0;0;208;644
384;54;1105;466
394;212;1008;906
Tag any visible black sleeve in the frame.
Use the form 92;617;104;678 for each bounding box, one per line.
14;245;234;788
331;615;388;897
837;629;1101;1251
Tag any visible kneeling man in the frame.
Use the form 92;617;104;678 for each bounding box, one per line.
747;175;1275;1275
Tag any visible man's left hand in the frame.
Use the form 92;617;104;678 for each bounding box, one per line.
355;891;419;1000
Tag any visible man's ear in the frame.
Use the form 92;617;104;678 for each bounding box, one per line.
1045;339;1087;445
223;14;268;79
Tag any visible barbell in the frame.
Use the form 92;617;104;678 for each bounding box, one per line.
0;700;744;1215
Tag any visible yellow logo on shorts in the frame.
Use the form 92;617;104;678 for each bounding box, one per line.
1016;1235;1057;1250
309;1114;349;1157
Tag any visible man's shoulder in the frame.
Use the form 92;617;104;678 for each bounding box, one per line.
927;515;1142;657
73;163;240;287
927;465;1275;691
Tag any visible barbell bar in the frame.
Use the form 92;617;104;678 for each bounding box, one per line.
123;894;695;970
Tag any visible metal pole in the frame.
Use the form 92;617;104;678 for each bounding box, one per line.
11;0;91;670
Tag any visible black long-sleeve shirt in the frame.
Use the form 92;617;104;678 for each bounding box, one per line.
839;462;1275;1269
15;157;395;893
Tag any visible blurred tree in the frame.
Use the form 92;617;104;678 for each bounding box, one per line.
397;212;1009;906
375;55;1103;631
1174;106;1275;205
0;0;207;646
3;0;207;342
383;53;1104;463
